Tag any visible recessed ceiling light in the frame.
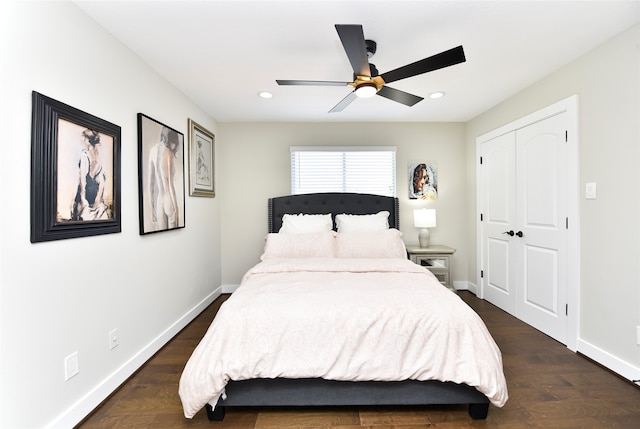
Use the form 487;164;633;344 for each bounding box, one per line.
258;91;273;99
429;91;445;99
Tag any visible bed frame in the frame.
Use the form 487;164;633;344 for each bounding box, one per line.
206;192;490;421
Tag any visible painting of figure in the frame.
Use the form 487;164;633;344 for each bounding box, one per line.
409;162;438;200
138;114;185;234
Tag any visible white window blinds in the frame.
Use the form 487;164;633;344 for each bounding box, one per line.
290;146;396;196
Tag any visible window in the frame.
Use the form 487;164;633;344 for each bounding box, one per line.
290;146;396;196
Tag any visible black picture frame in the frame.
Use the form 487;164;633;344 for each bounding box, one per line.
30;91;122;243
137;113;186;234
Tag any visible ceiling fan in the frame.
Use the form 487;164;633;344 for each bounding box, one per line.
276;24;466;113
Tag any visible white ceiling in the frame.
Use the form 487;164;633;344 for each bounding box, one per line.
75;0;639;123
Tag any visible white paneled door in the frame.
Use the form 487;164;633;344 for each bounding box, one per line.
481;132;517;314
480;112;568;345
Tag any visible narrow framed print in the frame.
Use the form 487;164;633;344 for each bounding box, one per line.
30;91;121;243
137;113;186;234
188;118;215;197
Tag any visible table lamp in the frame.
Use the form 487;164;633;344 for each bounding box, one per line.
414;208;436;248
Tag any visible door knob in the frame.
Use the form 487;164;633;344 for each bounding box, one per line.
502;230;515;236
516;231;524;237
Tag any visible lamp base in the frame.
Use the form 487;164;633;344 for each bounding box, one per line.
418;228;431;248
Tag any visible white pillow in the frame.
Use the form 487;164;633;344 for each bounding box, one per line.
335;211;390;233
279;213;333;234
261;231;337;260
336;229;407;259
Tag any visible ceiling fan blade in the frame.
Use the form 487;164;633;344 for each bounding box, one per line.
329;91;358;113
335;24;370;77
380;45;466;84
377;86;424;107
276;80;351;86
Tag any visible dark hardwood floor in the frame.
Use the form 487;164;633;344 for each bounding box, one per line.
77;291;640;428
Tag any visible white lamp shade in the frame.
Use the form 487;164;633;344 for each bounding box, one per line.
414;208;437;228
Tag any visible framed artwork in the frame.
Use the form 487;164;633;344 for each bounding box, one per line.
137;113;186;234
30;91;121;243
409;162;438;200
187;119;215;197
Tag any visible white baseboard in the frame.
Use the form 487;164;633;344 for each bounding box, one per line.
222;283;240;293
577;338;640;383
453;280;476;294
46;287;222;429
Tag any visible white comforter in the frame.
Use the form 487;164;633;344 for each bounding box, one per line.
179;258;508;418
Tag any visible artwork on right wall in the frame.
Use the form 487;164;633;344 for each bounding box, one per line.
409;162;438;200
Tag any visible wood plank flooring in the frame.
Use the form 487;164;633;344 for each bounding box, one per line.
76;292;640;428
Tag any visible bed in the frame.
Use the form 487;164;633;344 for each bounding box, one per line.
179;192;508;421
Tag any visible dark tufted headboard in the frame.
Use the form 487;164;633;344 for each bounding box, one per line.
268;192;399;233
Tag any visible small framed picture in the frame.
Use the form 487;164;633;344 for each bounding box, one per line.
137;113;186;234
30;91;122;243
409;162;438;200
187;119;215;197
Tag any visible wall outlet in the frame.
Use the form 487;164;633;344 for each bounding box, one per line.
64;351;79;381
109;328;119;350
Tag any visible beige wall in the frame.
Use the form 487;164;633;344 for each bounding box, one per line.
465;24;640;371
218;122;468;286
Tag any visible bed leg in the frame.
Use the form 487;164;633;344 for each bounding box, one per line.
468;403;489;419
205;403;226;421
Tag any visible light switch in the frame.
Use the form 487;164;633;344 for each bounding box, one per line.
585;182;597;199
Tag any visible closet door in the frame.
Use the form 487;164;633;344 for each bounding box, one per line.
480;132;517;315
515;112;568;344
479;112;568;345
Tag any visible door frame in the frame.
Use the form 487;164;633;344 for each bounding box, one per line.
476;95;580;352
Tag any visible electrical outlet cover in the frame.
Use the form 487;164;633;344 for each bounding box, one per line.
65;351;79;380
109;328;119;350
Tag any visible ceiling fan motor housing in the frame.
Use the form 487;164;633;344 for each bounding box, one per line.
365;39;377;58
354;63;379;81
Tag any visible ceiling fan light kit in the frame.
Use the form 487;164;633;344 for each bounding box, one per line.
355;82;377;98
276;24;465;112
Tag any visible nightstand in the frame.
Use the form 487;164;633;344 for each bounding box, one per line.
406;244;456;291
